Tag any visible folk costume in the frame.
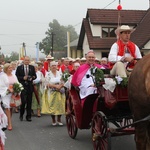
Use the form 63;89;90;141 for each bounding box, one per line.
59;64;72;73
109;40;142;77
108;25;142;77
109;40;140;63
41;70;65;115
43;61;49;72
43;55;54;72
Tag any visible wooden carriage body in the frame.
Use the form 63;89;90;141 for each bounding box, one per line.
68;86;99;129
66;83;135;149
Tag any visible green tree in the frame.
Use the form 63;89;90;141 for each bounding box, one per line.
10;51;19;61
39;19;78;56
4;51;19;62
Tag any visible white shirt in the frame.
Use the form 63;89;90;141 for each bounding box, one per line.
108;43;142;63
24;65;29;75
33;71;42;84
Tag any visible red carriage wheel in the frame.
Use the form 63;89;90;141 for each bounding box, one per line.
66;94;73;114
66;91;77;139
66;114;78;139
91;111;110;150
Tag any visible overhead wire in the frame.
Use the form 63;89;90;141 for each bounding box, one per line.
103;0;117;9
0;0;117;34
0;0;118;50
68;0;118;31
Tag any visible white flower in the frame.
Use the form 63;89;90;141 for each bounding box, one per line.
13;82;24;94
115;76;123;84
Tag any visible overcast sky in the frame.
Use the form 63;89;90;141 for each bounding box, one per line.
0;0;149;58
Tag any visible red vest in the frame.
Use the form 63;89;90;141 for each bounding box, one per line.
117;40;136;58
109;40;136;69
60;65;72;73
44;61;49;71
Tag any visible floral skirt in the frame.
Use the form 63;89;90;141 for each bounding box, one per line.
41;89;66;115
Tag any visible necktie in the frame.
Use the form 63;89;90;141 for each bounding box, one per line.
25;65;28;75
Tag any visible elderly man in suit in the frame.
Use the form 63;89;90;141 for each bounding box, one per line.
16;56;37;121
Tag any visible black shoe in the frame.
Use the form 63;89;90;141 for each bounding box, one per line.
20;116;23;121
26;117;32;122
2;127;7;131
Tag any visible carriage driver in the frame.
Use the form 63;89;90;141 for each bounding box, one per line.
71;50;102;99
108;25;142;77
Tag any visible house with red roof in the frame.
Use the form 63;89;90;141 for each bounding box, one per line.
76;8;150;59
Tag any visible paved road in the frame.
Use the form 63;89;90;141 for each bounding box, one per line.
4;112;136;150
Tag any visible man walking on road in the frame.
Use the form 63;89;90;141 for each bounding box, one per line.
16;56;36;122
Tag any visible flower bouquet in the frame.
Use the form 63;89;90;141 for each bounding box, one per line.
13;82;24;94
114;76;128;87
10;82;24;107
61;71;71;83
90;67;104;87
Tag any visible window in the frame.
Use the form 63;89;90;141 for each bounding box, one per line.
102;52;109;58
102;27;116;38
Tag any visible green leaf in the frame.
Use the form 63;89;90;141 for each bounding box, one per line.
90;67;104;87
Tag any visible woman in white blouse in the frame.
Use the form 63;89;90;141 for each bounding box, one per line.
0;63;18;130
41;61;66;126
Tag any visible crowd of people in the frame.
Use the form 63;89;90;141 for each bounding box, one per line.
0;24;142;149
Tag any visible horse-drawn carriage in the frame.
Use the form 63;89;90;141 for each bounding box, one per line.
65;70;135;150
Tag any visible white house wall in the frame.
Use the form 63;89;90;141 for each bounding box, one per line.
83;21;103;58
141;40;150;55
89;23;101;37
83;34;90;56
143;40;150;49
94;51;102;60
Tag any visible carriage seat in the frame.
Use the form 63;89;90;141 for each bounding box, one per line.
70;85;99;129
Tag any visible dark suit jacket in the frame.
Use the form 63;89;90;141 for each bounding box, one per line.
16;64;37;92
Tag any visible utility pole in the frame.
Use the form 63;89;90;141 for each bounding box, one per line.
51;32;55;56
35;42;39;62
67;32;70;57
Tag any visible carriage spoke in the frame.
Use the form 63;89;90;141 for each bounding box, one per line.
92;111;109;150
66;114;78;139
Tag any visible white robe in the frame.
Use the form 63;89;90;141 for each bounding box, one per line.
79;69;97;99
